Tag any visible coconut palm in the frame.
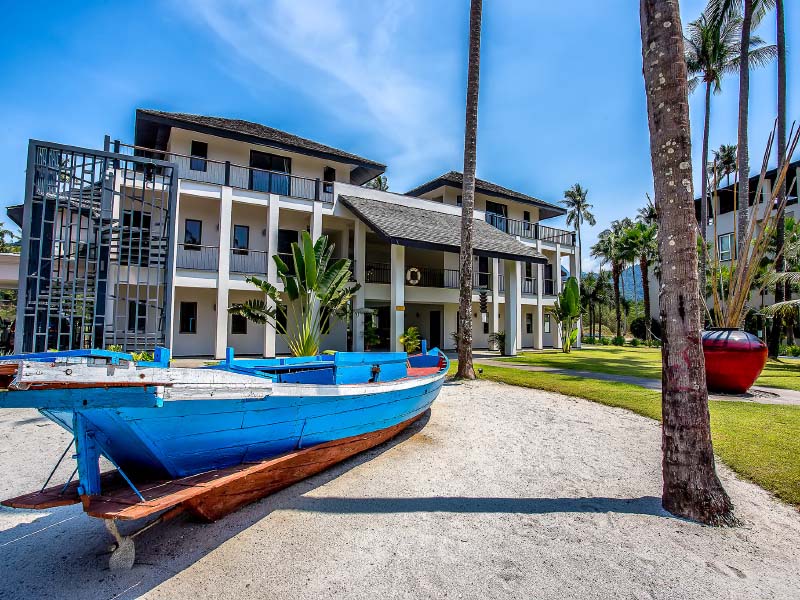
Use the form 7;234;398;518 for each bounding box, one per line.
637;194;658;226
640;0;734;525
591;221;629;338
685;9;776;295
624;221;659;341
456;0;483;378
229;231;360;357
561;183;596;274
712;144;737;187
708;0;775;256
769;0;787;357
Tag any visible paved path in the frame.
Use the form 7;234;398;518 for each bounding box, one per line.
2;381;800;599
476;358;800;406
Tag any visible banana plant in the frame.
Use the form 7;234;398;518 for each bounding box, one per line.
549;276;581;353
229;231;360;357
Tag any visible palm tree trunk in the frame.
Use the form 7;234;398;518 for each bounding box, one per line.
613;265;621;338
736;0;754;258
641;255;652;341
456;0;482;379
769;0;786;358
639;0;735;525
699;80;712;300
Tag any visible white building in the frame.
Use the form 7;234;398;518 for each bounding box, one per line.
11;110;577;358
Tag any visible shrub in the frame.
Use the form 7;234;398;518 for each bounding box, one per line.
650;339;662;348
399;326;421;354
612;336;626;346
584;335;596;345
789;345;800;358
600;337;611;346
132;350;154;362
488;331;507;354
630;316;662;340
629;338;640;347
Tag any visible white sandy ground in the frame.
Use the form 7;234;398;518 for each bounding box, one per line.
1;381;799;599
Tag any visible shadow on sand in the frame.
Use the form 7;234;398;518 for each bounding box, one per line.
0;410;670;599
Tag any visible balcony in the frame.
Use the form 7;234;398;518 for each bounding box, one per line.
115;142;334;203
365;263;492;290
176;244;219;271
498;276;557;295
485;213;575;246
230;248;269;275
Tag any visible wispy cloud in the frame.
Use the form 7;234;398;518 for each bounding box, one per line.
176;0;459;189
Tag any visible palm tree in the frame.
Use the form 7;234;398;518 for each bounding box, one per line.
640;0;734;525
637;194;658;226
364;175;389;191
561;183;596;275
685;9;776;296
708;0;775;256
456;0;483;378
626;221;659;341
591;222;628;338
769;0;787;358
712;144;737;187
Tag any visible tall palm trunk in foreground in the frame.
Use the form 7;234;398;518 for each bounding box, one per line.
639;0;735;525
735;0;754;257
456;0;482;379
769;0;786;357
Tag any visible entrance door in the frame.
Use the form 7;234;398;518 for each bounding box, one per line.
429;310;442;349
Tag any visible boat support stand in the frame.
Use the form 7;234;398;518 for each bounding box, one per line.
104;505;185;570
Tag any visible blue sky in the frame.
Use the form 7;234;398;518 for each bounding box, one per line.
0;0;796;270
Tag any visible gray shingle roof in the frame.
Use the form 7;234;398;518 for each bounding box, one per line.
136;109;386;170
339;195;547;263
406;171;565;219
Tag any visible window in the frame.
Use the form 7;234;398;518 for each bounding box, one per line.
179;302;198;334
120;210;151;265
485;200;508;232
478;256;489;288
231;314;248;335
233;225;249;255
526;313;533;335
544;314;551;334
184;219;202;249
523;210;531;223
250;151;291;194
190;141;208;172
718;233;735;262
456;195;462;207
483;322;489;334
323;166;336;196
127;301;146;333
278;229;298;274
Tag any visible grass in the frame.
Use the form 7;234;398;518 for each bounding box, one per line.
449;362;800;506
500;346;800;391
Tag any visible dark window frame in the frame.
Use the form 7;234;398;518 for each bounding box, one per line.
127;300;147;333
718;232;735;262
184;219;203;250
190;141;208;172
179;302;198;334
231;313;248;335
233;224;250;255
526;313;533;335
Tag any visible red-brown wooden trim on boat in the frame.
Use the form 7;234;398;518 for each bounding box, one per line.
2;411;426;522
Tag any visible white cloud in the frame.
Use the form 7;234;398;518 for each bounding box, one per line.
177;0;458;189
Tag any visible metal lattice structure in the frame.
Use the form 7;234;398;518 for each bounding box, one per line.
16;140;177;353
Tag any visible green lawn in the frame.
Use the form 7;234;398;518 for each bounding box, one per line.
500;346;800;391
449;362;800;506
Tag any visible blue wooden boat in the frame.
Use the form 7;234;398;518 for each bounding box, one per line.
0;345;447;568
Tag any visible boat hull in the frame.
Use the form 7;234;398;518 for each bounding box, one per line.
42;373;445;480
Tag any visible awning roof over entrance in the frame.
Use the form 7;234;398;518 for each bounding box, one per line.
339;195;547;264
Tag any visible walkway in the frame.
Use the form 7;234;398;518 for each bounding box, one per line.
475;356;800;406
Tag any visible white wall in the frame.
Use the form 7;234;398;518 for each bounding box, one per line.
172;287;217;356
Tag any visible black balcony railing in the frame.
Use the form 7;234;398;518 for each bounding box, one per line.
364;263;492;290
485;213;575;246
176;244;219;271
498;275;538;294
230;248;269;274
116;142;334;203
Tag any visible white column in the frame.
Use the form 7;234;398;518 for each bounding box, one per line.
390;244;405;352
553;245;563;349
215;189;233;359
353;220;366;351
490;258;500;346
571;250;581;349
263;195;280;357
535;262;544;349
311;200;323;242
503;259;521;356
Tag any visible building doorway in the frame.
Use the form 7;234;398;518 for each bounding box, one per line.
429;310;442;349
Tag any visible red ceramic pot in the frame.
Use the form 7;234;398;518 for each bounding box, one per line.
702;328;768;394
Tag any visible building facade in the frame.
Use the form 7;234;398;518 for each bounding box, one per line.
11;110;577;357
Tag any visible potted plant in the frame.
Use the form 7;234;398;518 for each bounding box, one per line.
399;326;421;354
229;231;360;357
702;127;799;393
